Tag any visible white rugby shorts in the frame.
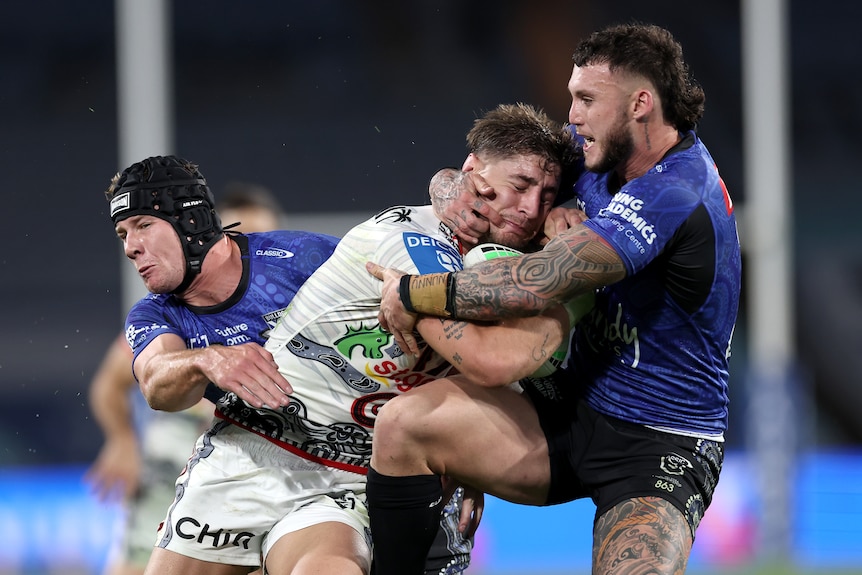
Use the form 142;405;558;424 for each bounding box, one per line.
153;420;371;567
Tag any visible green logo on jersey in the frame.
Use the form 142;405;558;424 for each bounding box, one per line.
334;324;392;359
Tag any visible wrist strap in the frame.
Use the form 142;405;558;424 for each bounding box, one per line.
399;274;418;314
399;273;455;318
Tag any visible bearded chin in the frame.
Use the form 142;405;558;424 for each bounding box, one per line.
591;127;634;174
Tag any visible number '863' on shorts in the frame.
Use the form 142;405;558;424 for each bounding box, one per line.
527;387;724;538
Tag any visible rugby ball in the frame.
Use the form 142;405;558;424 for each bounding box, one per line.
462;243;567;379
462;243;523;268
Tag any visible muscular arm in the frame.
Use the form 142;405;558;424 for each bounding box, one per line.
450;225;625;320
415;304;569;387
134;334;293;412
368;223;621;353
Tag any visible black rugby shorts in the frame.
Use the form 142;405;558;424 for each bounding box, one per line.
527;387;723;538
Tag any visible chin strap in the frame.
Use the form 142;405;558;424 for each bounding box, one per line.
108;156;226;295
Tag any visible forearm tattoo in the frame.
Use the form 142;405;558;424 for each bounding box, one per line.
593;497;692;575
451;228;625;321
441;319;467;367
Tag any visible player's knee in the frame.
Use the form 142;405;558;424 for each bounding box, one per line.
375;396;410;437
374;394;430;451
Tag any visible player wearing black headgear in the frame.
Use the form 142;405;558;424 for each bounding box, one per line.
106;155;224;293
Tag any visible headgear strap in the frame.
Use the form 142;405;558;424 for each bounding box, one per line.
107;155;224;293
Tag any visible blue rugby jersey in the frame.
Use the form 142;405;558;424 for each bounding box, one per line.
124;231;339;403
569;132;741;438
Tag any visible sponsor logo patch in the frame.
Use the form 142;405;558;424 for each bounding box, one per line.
126;322;169;349
110;192;130;217
599;191;657;250
255;248;295;259
402;232;461;274
180;199;205;209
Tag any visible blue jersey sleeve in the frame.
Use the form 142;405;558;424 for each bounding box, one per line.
125;295;187;359
123;230;339;381
583;170;704;276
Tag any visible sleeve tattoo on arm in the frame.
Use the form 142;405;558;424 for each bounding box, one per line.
452;228;625;321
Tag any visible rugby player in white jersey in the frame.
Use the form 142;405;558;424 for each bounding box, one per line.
249;102;580;574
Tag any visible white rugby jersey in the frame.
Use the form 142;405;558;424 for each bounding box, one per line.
217;205;463;474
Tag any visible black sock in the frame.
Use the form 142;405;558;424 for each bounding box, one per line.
367;466;444;575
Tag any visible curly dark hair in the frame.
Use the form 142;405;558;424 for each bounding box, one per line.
572;22;705;132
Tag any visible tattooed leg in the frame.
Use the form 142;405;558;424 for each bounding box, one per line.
592;497;692;575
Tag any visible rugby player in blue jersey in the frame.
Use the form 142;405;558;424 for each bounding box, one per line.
367;23;742;575
88;183;285;575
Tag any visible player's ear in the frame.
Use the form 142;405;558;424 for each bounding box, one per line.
632;88;655;121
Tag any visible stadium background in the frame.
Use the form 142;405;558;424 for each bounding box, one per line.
1;1;860;573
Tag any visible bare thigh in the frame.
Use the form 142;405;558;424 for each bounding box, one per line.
265;522;370;575
372;375;551;505
143;548;254;575
592;497;693;575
